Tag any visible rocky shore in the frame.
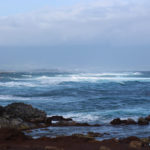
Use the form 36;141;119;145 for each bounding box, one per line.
0;103;100;130
1;103;150;150
0;128;150;150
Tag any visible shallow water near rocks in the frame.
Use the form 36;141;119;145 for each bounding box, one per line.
26;124;150;140
1;71;150;139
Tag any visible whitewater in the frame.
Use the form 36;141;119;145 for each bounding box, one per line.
1;71;150;139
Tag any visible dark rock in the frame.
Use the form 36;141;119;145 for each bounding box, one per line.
5;103;46;123
0;103;101;130
0;117;35;130
47;116;72;122
145;115;150;121
138;117;149;125
110;118;137;125
45;116;73;125
0;117;10;128
18;122;37;130
0;106;4;116
124;118;137;125
110;118;122;125
45;117;52;124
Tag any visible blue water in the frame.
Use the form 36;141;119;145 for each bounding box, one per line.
1;71;150;139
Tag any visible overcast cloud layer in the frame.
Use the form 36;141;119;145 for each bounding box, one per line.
0;0;150;46
0;0;150;71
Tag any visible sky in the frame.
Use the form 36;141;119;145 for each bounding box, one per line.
0;0;150;71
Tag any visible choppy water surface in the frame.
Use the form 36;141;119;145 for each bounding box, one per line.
1;71;150;139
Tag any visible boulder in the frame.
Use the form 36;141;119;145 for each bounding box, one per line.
5;103;46;123
124;118;137;125
0;117;33;130
45;116;73;125
110;118;137;125
121;118;137;125
110;118;122;125
10;118;23;127
138;117;149;125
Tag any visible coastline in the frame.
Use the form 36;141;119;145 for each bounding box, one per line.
0;128;150;150
0;103;150;150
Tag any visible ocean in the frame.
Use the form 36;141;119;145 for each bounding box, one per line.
0;71;150;139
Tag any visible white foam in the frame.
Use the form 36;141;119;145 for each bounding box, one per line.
0;81;37;87
22;75;32;78
0;95;30;100
75;72;142;77
119;116;139;122
33;74;150;85
62;113;100;122
133;72;142;75
2;72;146;87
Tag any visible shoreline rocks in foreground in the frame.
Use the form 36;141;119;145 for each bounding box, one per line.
1;102;150;131
1;102;150;130
1;103;150;149
0;128;150;150
0;103;48;130
0;103;100;130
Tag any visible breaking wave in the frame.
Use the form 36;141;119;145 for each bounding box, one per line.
0;81;37;87
0;95;30;100
0;72;149;87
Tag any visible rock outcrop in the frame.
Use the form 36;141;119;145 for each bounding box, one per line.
110;118;136;125
138;117;149;125
5;103;46;123
0;103;101;130
0;103;48;130
110;117;150;126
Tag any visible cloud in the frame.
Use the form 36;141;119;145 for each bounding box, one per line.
0;0;150;46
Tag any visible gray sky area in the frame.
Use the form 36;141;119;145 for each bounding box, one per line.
0;0;150;71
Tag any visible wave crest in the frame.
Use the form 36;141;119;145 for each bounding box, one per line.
0;81;37;87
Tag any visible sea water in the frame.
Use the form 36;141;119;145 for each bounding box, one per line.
0;71;150;139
